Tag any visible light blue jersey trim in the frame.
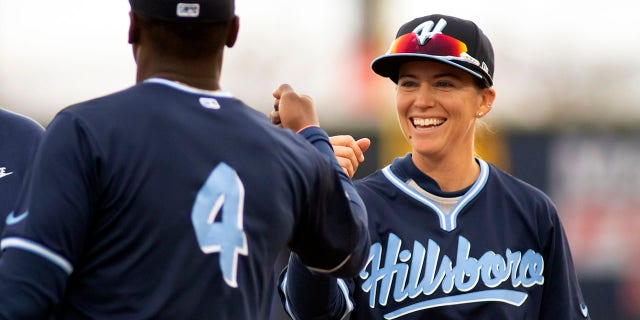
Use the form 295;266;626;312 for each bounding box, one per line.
143;78;234;97
384;289;528;319
280;270;300;320
382;159;489;232
1;237;73;274
337;278;354;320
280;270;355;320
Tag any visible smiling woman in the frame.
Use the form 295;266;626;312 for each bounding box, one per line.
393;60;494;191
276;13;591;320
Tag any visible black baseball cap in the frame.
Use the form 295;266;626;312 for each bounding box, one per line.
371;14;494;87
129;0;235;23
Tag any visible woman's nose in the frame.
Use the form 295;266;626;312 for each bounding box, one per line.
413;84;434;108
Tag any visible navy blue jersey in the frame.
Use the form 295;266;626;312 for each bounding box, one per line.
0;78;368;319
280;154;589;319
0;108;44;234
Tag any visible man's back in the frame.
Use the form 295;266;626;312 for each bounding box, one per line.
0;79;367;319
0;0;370;317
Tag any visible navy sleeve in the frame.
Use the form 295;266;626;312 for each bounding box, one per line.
276;126;365;320
0;249;67;319
294;126;370;278
278;254;353;320
539;209;591;319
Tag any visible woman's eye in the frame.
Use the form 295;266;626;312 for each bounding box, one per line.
399;80;417;87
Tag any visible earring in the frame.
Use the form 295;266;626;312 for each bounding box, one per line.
477;112;483;117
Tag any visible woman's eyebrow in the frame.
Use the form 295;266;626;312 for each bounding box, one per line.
397;73;418;80
432;71;462;80
398;72;462;81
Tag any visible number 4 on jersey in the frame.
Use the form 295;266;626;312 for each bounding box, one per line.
192;163;249;288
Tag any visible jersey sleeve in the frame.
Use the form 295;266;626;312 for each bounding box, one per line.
539;204;591;319
278;253;354;320
0;247;68;318
290;126;370;278
0;111;100;317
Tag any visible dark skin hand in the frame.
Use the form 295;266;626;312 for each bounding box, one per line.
271;84;319;133
270;84;371;178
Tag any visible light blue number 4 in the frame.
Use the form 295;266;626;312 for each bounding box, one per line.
192;163;248;288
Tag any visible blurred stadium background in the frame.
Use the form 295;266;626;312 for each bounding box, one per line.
2;1;639;318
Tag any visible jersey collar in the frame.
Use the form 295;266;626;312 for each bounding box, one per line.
382;157;489;232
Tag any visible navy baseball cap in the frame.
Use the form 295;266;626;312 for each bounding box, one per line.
371;14;494;87
129;0;235;23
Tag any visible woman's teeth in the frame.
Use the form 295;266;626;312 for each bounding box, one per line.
412;118;445;128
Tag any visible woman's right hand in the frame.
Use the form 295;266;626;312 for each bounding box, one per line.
330;135;371;178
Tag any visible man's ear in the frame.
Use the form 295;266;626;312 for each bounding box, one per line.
226;15;240;48
128;11;140;44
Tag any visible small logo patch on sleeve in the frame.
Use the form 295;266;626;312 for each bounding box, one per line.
200;97;220;109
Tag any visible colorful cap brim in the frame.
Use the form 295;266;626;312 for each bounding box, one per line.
371;54;491;86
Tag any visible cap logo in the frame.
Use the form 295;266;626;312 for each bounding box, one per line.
414;19;448;45
177;3;200;18
481;62;489;74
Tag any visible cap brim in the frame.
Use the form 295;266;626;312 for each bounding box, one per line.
371;53;490;86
